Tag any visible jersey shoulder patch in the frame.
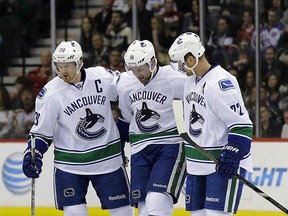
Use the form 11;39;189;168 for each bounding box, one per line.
37;87;47;99
218;78;235;91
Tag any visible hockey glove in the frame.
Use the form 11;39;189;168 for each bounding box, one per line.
22;148;43;178
217;142;246;179
22;135;48;178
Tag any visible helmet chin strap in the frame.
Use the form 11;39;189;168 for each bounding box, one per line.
184;56;199;76
68;69;81;83
147;59;158;82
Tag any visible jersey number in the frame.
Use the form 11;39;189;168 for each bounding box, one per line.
230;103;244;115
35;112;40;125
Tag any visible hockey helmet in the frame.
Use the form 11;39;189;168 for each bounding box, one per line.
52;41;83;74
124;40;157;73
168;32;205;70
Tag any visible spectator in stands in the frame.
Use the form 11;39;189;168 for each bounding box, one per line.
0;84;13;138
260;103;282;137
251;7;284;52
265;72;284;122
26;50;52;96
239;0;254;13
206;16;237;68
261;46;281;82
246;86;268;126
232;50;251;87
113;0;129;13
181;0;200;34
6;87;35;139
93;0;114;34
281;109;288;138
160;0;183;41
236;9;255;51
101;48;125;72
78;16;96;61
11;76;32;109
242;69;255;106
151;15;173;65
105;10;133;52
85;32;110;67
264;0;285;22
219;8;241;35
125;0;154;41
277;27;288;85
145;0;165;14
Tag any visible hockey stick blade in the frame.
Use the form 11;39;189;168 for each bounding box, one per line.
172;99;288;214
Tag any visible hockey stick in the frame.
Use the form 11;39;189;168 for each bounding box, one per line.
172;99;288;214
30;134;36;216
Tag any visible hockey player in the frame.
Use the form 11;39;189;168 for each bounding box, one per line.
168;32;253;216
22;41;134;216
117;40;186;216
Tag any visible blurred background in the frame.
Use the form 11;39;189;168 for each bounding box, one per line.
0;1;287;215
1;0;288;139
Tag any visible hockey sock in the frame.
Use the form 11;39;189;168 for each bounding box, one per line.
206;209;233;216
109;205;134;216
63;204;88;216
138;201;148;216
146;192;173;216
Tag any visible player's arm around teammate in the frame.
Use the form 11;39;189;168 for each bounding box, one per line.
116;40;187;216
169;32;253;216
22;41;134;216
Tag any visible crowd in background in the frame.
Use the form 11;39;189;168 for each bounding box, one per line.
1;0;288;138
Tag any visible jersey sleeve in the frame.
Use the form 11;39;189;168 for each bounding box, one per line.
209;77;253;152
170;72;185;100
30;88;59;140
99;66;119;102
116;75;133;123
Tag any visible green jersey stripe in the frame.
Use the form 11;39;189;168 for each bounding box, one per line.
130;130;179;144
168;144;186;196
229;127;253;138
185;146;222;161
228;177;237;212
54;141;121;163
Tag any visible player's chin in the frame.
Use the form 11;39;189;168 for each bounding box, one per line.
137;77;146;83
62;76;71;82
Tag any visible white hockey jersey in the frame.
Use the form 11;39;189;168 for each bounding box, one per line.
117;65;185;155
183;63;253;175
30;66;123;175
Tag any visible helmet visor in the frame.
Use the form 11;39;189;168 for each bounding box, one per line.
170;60;186;74
125;63;150;75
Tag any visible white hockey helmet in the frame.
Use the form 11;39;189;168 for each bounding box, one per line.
168;32;205;71
124;40;157;73
52;41;83;75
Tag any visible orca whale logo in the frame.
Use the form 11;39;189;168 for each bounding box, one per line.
135;102;160;133
189;104;204;137
76;108;107;140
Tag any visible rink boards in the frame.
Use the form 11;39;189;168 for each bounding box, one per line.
0;140;287;215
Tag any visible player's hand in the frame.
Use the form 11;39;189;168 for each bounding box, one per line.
22;149;43;178
217;143;245;179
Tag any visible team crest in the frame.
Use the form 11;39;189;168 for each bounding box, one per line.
135;102;160;133
219;79;235;91
76;108;107;140
37;87;47;99
189;104;204;137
